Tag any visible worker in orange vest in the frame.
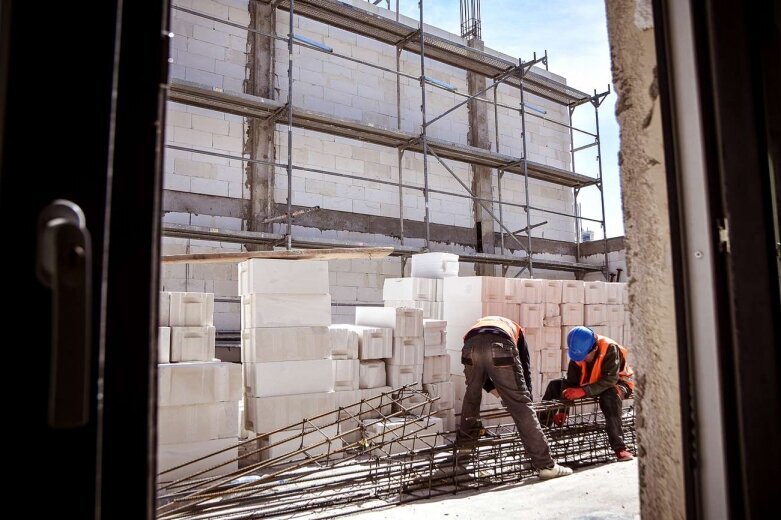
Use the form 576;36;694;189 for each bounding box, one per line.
541;326;635;462
458;316;573;479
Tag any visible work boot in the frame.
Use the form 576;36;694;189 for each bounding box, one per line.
538;463;573;480
615;449;634;462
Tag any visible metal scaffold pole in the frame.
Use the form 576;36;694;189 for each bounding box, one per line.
418;0;431;251
569;105;581;261
396;43;405;246
519;59;534;277
592;87;611;275
285;0;296;250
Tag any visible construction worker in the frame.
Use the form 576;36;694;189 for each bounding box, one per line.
458;316;573;479
541;326;635;462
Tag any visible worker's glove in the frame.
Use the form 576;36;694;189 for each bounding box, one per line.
553;412;568;427
562;387;586;400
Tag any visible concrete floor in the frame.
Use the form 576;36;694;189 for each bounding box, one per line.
347;460;640;520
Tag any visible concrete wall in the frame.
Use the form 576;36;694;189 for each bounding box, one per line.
161;0;605;328
604;0;685;517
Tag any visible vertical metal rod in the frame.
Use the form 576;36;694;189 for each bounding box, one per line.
396;0;400;22
518;59;533;276
418;0;431;250
569;106;581;260
593;96;610;275
396;45;405;246
493;85;500;153
285;0;296;250
498;170;505;256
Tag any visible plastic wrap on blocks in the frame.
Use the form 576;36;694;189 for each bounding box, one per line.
238;259;329;296
169;292;214;327
244;359;334;397
422;355;449;384
241;327;330;363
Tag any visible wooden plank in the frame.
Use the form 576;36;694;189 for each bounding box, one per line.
161;247;394;264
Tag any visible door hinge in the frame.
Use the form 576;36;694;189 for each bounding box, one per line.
718;218;730;253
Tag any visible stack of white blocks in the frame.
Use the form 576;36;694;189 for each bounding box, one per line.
240;259;342;461
328;323;394;404
383;277;445;319
158;291;240;481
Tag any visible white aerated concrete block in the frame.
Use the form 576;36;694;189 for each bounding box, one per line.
538;349;563;373
434;409;456;432
386;364;422;389
333;359;359;391
606;304;625;325
241;327;330;363
423;355;449;383
170;326;216;362
591;325;610;336
241;294;331;328
244;359;334;397
444;276;505;302
244;392;337;433
238;259;329;296
158;438;238;482
355;306;423;337
544;280;563;304
258;424;342;462
541;327;562;349
524;327;541;351
423;319;447;356
607;326;624;344
519;303;544;328
334;390;361;412
424;381;454;412
327;326;360;360
622;284;629;305
387;337;424;365
359;360;386;389
159;327;171;364
411;252;459;278
544;303;560;317
543;315;562;327
330;325;392;359
605;282;623;304
359;386;393;418
562;281;585;303
585;304;608;326
384;300;444;320
584;281;606;304
560;303;585;325
159;292;171;326
159;361;242;406
383;277;439;302
365;416;444;455
505;278;544;303
158;402;239;444
169;292;214;327
448;349;464;376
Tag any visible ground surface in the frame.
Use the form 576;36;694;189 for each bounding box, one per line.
346;459;640;519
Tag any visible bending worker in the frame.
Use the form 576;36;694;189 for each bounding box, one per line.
541;326;635;462
458;316;572;479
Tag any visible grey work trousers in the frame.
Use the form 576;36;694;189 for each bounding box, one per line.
458;332;554;470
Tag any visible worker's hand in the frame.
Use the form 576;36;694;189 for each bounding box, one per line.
562;387;586;400
553;412;568;427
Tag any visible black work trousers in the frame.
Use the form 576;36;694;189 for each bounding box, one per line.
541;379;628;451
458;332;554;469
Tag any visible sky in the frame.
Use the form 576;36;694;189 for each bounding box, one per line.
395;0;624;238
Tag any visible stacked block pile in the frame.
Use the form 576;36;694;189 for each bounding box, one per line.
240;259;344;461
383;277;444;319
158;291;241;481
443;277;630;417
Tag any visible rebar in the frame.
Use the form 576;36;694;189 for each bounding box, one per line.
156;393;635;519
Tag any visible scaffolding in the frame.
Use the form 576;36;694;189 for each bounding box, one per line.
164;0;612;277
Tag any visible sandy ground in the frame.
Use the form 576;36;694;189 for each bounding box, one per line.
346;459;640;520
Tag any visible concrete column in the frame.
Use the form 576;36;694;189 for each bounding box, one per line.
604;0;685;517
245;2;276;246
466;38;498;276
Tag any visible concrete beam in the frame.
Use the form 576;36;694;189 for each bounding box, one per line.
163;190;245;219
466;38;497;276
244;2;276;246
579;235;625;256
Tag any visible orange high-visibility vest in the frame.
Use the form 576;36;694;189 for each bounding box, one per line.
576;335;635;390
464;316;523;344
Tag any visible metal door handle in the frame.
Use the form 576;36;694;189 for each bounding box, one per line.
37;200;92;428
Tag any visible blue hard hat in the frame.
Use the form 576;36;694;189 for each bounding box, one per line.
567;326;596;362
